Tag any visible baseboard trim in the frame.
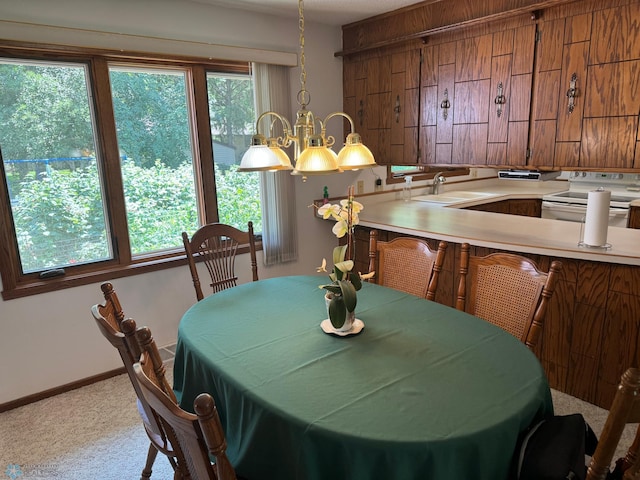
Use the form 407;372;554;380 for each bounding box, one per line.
0;366;126;413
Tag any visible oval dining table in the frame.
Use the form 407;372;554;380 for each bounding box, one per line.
173;275;553;480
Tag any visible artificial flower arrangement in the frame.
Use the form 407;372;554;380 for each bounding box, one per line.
316;186;374;329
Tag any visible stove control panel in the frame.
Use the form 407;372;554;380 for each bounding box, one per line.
569;171;640;189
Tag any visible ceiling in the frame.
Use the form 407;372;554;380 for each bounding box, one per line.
188;0;435;26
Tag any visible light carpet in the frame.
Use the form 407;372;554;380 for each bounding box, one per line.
0;367;636;479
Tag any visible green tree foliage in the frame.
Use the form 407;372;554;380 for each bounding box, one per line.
1;60;262;272
110;69;192;169
215;165;262;231
207;74;255;150
0;64;94;160
11;161;110;272
12;160;261;271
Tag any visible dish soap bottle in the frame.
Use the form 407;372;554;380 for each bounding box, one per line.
402;176;413;202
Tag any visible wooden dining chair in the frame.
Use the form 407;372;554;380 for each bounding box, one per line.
134;326;237;480
456;243;562;349
368;229;447;300
182;221;258;301
91;282;181;480
586;368;640;480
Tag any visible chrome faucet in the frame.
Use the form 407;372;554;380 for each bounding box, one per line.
432;172;447;195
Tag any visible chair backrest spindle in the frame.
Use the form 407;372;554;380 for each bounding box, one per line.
183;221;258;301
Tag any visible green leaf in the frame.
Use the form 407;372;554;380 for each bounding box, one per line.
335;260;354;273
320;284;341;295
337;280;357;312
349;271;362;291
332;244;347;265
328;295;346;328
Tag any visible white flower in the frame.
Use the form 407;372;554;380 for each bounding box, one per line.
340;198;363;214
318;203;341;221
332;218;349;238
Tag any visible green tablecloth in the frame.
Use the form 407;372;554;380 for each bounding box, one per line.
173;275;552;480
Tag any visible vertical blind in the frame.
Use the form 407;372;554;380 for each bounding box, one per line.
253;62;298;265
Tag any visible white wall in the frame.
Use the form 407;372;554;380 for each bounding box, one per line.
0;0;353;404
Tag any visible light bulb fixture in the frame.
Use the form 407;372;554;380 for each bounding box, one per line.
239;0;376;175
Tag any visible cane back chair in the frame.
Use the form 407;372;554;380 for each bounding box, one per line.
368;230;447;300
456;243;562;350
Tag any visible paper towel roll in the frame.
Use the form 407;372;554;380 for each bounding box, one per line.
583;189;611;247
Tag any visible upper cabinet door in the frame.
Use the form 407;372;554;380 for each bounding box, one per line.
486;25;535;167
585;4;640;169
343;55;393;163
530;4;640;170
417;25;535;167
390;49;420;165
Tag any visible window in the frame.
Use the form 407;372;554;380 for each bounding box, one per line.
386;165;470;184
0;59;110;273
109;65;199;255
206;72;261;231
0;44;260;299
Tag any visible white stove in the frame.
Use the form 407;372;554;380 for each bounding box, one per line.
541;172;640;226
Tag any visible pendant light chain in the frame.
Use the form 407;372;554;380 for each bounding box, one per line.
298;0;309;108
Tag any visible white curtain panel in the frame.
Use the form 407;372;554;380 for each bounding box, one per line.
253;62;298;265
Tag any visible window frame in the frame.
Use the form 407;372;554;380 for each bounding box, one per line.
0;41;260;300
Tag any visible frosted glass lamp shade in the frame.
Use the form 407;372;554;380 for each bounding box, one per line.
268;138;293;170
238;145;284;171
337;133;376;170
294;145;340;175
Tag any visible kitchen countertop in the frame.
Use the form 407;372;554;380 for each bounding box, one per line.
359;179;640;266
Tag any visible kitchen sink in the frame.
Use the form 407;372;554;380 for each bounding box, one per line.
412;191;497;204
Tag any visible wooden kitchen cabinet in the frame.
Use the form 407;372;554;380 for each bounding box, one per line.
390;49;421;164
345;16;537;167
508;199;542;217
418;24;535;167
343;50;420;165
366;54;393;163
629;205;640;228
343;54;392;163
342;0;640;172
464;199;510;213
464;198;541;217
530;2;640;169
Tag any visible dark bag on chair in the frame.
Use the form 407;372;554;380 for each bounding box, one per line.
517;413;598;480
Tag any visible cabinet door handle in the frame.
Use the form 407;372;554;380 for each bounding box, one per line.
494;82;506;117
357;99;364;127
394;95;401;123
566;73;579;114
440;88;450;120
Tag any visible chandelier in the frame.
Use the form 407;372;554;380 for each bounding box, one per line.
238;0;376;175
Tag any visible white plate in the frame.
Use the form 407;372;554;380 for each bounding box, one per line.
320;318;365;337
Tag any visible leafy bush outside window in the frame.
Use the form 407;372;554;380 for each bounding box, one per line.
0;45;261;298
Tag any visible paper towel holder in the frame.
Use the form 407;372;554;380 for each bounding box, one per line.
577;215;612;250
